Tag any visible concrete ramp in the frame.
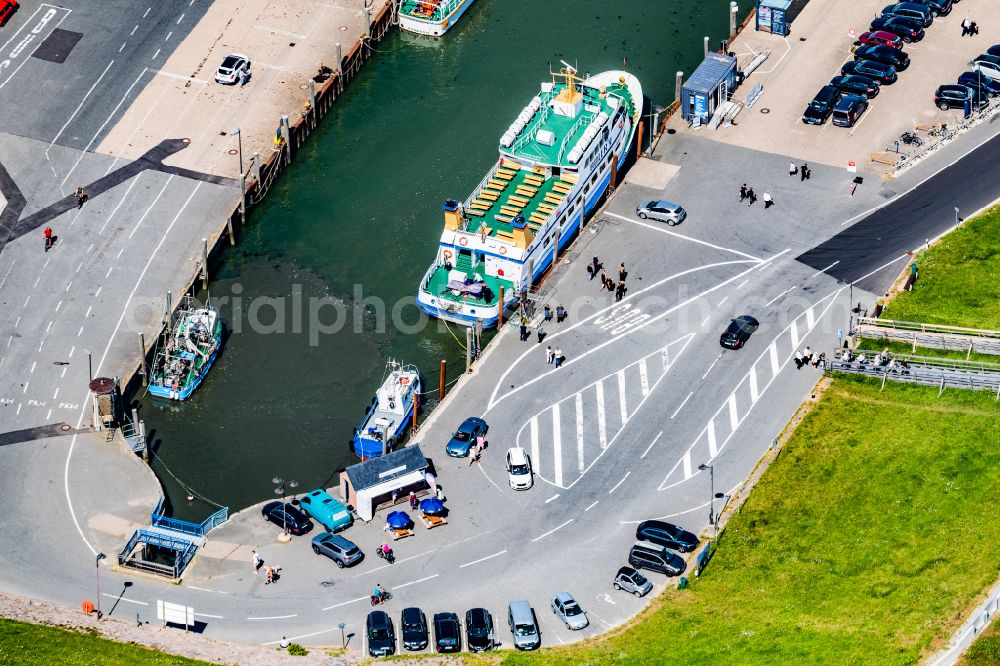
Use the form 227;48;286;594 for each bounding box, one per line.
624;158;680;190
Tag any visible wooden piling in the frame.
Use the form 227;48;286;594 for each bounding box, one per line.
610;152;618;189
636;120;644;160
466;328;473;373
412;392;419;436
438;359;447;399
498;286;505;328
140;420;148;462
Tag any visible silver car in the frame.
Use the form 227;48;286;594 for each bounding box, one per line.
613;566;653;597
636;200;686;225
311;533;363;568
550;592;589;630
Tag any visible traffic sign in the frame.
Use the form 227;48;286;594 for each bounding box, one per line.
848;28;856;37
847;161;857;173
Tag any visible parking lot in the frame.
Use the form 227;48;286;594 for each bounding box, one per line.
680;0;999;170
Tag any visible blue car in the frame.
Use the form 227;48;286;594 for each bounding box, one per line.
445;417;488;457
958;72;1000;97
298;489;353;532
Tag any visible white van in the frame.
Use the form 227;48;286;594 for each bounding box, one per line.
506;447;533;490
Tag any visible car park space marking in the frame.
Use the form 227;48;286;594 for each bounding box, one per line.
585;500;599;512
515;334;693;489
641;431;663;459
545;493;559;504
608;470;630;494
805;306;815;329
768;342;780;376
459;549;506;569
394;573;438;589
701;352;721;379
764;285;797;308
47;60;116;155
538;613;567;644
749;366;759;403
807;260;839;279
154;70;209;84
0;5;72;91
322;595;370;610
682;450;693;479
728;394;739;431
737;279;749;289
248;614;297;621
604;212;763;261
102;593;147;606
128;175;175;239
717;296;728;307
531;518;573;542
789;320;800;348
194;612;223;619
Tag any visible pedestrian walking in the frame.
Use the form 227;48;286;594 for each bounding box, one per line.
556;304;566;323
794;350;804;370
546;345;554;364
740;183;748;201
961;16;971;36
618;262;627;282
586;264;595;280
599;269;608;287
970;21;979;36
436;486;445;501
519;322;528;341
746;187;756;206
788;162;797;177
409;491;417;510
615;280;627;302
763;192;774;209
252;550;263;572
801;163;809;182
476;433;485;455
592;256;601;274
606;276;615;292
536;325;546;343
543;304;553;322
554;347;564;368
43;227;54;252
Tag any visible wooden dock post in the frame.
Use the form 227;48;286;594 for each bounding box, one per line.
412;392;419;436
610;152;618;189
252;152;261;190
438;359;447;399
138;333;147;386
498;286;505;328
308;80;317;128
140;420;148;462
466;328;473;373
636;120;644;160
280;116;291;165
335;43;343;74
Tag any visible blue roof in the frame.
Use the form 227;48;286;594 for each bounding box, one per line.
682;53;737;96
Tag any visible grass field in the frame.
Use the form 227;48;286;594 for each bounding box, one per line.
855;338;1000;366
883;204;1000;330
963;619;1000;665
499;376;1000;666
0;618;210;666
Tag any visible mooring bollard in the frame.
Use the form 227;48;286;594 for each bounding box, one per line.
730;2;739;36
138;333;147;386
439;359;447;399
704;36;709;58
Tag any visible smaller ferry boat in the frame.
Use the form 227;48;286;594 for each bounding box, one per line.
149;295;223;401
352;361;421;459
397;0;476;37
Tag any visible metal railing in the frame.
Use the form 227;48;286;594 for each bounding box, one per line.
150;500;229;537
855;317;1000;356
825;351;1000;396
120;413;145;453
117;528;198;579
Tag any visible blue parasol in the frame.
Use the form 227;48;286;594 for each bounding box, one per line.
386;511;411;529
419;498;445;515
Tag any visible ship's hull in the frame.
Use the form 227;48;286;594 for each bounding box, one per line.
399;0;475;37
352;373;421;459
148;346;220;401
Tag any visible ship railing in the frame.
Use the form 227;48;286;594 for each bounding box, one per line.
512;105;552;154
557;112;594;163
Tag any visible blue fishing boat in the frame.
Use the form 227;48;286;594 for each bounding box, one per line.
148;295;223;401
352;361;421;459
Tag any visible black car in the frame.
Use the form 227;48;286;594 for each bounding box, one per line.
628;543;687;577
433;612;461;653
881;2;933;27
400;607;429;651
989;45;1000;59
854;44;910;71
909;0;952;16
465;608;495;652
934;84;989;111
829;74;880;98
869;15;925;42
720;315;759;350
801;85;842;125
959;72;1000;97
367;610;396;657
636;520;700;553
260;501;313;535
842;59;898;84
832;94;869;128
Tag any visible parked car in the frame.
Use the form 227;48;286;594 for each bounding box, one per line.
261;501;313;535
366;610;396;657
614;566;653;597
854;44;910;71
720;314;759;350
636;520;700;553
506;447;533;490
869;15;925;42
433;612;461;653
829;74;880;98
508;601;541;651
635;200;686;225
551;592;589;630
934;84;989;111
465;608;496;652
908;0;952;16
857;30;903;50
988;45;1000;58
958;71;1000;97
311;533;363;567
842;59;898;84
298;488;352;532
0;0;17;27
881;2;933;27
972;55;1000;81
445;416;488;457
401;607;429;651
215;53;250;84
801;85;842;125
628;542;686;577
832;94;870;128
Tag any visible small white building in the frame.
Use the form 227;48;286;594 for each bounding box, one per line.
338;445;429;522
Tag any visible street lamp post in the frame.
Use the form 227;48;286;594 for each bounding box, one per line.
233;127;246;229
95;553;106;619
698;463;717;538
232;127;244;175
272;476;299;543
339;622;347;648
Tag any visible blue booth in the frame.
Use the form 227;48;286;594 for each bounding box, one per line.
680;53;738;125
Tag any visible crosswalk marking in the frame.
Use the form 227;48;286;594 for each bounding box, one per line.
595;380;607;449
552;404;563;488
638;359;649;396
530;416;539;469
749;366;759;403
805;307;815;329
790;320;800;348
617;370;628;423
707;421;718;457
769;342;780;377
728;394;739;430
575;393;585;473
683;450;692;479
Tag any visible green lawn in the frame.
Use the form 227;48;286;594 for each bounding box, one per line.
963;619;1000;665
855;338;1000;366
0;618;211;666
883;204;1000;330
499;376;1000;666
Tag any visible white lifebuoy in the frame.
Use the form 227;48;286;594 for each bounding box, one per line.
499;246;507;255
459;237;469;246
442;249;453;260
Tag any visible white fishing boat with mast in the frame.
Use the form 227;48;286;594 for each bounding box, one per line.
397;0;476;37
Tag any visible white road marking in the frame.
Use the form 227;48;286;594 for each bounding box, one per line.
707;421;718;457
638;358;649;396
128;175;175;239
47;60;115;154
530;416;539;472
595;380;607;449
105;266;114;278
23;295;29;307
585;500;599;512
552;402;563;487
575;392;585;473
46;409;52;420
153;70;208;84
728;394;739;430
176;13;184;24
717;296;728;306
117;248;124;258
102;593;147;606
55;300;62;311
77;326;84;337
617;370;628;422
683;450;692;479
394;574;438;589
33;276;39;287
701;315;710;326
789;320;799;348
69;346;75;357
702;353;721;379
459;549;506;569
152;48;160;59
641;431;662;459
143;7;151;17
765;285;797;308
604;211;762;261
30;361;36;373
806;307;815;329
0;6;73;92
749;366;759;402
736;279;749;289
661;346;670;371
118;42;126;53
769;342;780;376
531;518;573;542
248;614;297;621
94;287;101;297
0;260;14;290
670;392;693;419
808;260;839;278
545;493;560;504
131;24;138;35
64;281;71;292
22;382;28;393
194;613;224;619
164;31;172;41
608;470;630;494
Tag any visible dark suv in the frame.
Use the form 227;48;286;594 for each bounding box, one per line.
958;72;1000;98
802;85;842;125
869;15;924;42
829;74;880;98
909;0;951;16
261;501;313;535
636;520;700;552
832;94;869;128
400;607;429;651
465;608;495;652
433;612;461;653
854;44;910;71
367;610;396;657
628;542;686;577
934;85;988;111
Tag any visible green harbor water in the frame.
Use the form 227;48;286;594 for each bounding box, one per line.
142;0;735;520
